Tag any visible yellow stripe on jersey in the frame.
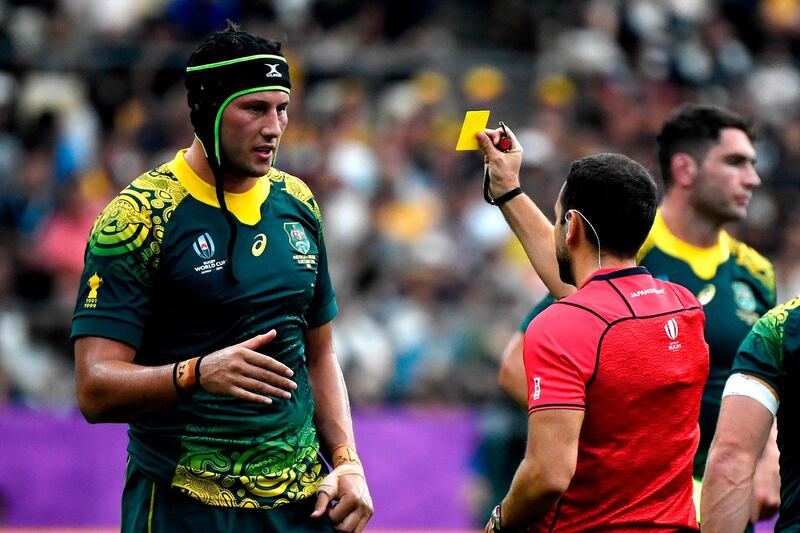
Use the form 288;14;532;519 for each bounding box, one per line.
168;149;271;226
638;210;731;280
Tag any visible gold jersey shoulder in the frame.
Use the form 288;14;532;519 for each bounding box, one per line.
89;165;189;257
730;237;775;295
268;168;322;222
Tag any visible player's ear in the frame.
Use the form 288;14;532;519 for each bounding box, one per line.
670;153;698;187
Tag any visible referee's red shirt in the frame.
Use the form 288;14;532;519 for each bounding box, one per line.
524;266;708;532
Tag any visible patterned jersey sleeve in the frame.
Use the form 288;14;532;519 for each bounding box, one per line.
731;296;800;398
523;304;604;413
71;170;187;348
281;174;338;329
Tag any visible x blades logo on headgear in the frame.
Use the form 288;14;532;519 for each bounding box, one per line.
265;64;282;77
193;232;216;259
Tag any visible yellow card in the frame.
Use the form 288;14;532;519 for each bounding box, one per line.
455;110;490;150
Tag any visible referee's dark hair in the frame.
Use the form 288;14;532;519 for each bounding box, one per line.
560;153;658;260
657;104;754;191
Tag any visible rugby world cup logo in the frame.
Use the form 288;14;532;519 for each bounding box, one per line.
664;318;679;340
193;232;216;259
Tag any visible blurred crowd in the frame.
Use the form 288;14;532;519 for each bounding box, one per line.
1;0;800;410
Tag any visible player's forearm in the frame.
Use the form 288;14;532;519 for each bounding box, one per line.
499;458;566;529
77;359;180;423
499;194;575;300
701;444;757;532
758;419;780;466
308;350;355;453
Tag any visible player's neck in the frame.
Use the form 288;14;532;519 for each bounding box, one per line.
660;195;722;248
184;140;260;194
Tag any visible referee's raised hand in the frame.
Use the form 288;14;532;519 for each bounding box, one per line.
476;125;524;200
198;330;298;404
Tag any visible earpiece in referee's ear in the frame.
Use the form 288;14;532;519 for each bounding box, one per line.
565;211;573;235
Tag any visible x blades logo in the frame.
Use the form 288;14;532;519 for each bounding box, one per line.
193;232;215;259
265;64;282;77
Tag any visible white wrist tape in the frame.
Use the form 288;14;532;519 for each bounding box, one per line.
316;463;365;497
722;373;779;417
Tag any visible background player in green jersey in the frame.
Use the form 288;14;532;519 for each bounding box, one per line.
493;104;779;527
702;295;800;532
71;23;372;533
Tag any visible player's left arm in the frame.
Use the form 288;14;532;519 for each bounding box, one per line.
485;408;583;532
701;377;778;533
751;259;781;522
306;321;373;532
751;419;780;522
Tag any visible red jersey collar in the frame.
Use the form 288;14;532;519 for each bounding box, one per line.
579;266;650;288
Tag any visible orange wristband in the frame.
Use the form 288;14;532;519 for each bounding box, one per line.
173;356;201;397
331;444;361;468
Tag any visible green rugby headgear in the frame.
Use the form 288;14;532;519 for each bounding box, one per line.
185;26;291;173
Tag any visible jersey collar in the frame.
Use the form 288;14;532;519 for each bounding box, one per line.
167;149;271;226
582;266;650;287
639;210;731;281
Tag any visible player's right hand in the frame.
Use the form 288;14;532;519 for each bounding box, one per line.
198;330;297;404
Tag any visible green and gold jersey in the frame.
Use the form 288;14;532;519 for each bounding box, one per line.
732;296;800;532
521;211;775;478
71;150;338;510
638;211;775;477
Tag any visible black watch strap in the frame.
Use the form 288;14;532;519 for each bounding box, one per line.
492;187;523;206
483;167;523;206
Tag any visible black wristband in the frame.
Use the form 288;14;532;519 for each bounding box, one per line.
195;354;206;391
483;166;523;206
492;187;523;206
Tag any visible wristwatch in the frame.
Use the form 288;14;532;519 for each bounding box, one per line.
490;504;502;532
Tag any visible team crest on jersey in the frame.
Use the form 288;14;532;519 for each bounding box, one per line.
193;232;216;259
284;222;310;254
733;280;760;325
732;281;757;312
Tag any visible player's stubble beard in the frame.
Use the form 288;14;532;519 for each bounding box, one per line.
219;145;272;182
556;236;576;286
